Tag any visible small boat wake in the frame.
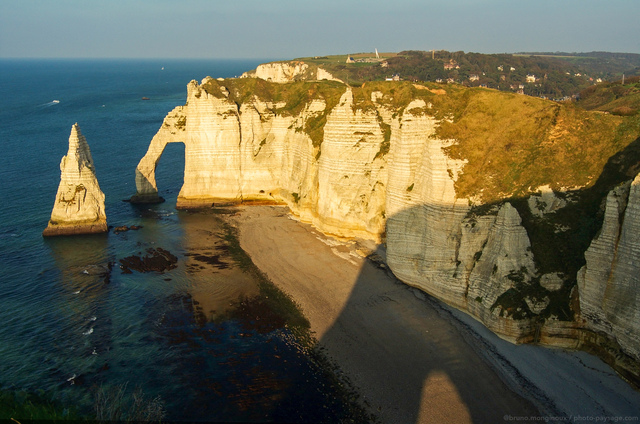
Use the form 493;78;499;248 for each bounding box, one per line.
40;100;60;107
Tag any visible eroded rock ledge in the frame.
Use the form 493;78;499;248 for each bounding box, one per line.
131;76;640;384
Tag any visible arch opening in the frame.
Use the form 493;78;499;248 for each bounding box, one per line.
154;142;185;205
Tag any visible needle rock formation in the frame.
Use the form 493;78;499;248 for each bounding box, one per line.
43;123;107;236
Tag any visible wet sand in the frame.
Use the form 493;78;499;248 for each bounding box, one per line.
231;205;540;424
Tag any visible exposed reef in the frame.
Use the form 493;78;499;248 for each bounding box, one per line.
131;75;640;383
43;123;107;236
119;248;178;274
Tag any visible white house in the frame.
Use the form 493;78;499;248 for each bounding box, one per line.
444;60;460;70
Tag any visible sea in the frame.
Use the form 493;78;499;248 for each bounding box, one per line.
0;59;363;422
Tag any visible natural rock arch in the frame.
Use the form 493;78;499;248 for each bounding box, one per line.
130;107;187;204
130;80;246;208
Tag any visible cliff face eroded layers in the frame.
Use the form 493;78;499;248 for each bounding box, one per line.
132;78;640;382
44;124;107;236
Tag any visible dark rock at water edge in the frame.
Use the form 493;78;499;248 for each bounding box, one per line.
127;194;165;204
112;225;143;234
119;248;178;273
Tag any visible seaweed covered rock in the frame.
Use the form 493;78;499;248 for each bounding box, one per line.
119;248;178;273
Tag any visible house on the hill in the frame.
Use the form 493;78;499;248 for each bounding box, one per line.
444;60;460;70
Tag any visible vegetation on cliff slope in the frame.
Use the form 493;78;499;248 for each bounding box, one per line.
434;82;639;265
296;50;640;97
202;78;346;147
435;87;639;203
0;389;83;421
201;78;440;147
201;76;640;206
436;85;640;324
202;77;344;116
577;75;640;115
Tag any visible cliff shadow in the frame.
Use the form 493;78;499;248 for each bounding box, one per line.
314;136;640;422
236;205;541;423
315;245;539;424
511;135;640;281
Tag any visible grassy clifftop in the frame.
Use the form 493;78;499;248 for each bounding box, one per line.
436;88;639;203
201;77;640;204
578;76;640;115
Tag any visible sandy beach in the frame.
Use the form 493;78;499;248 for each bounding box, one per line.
230;205;640;424
231;205;539;423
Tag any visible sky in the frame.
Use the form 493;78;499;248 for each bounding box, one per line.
1;0;639;59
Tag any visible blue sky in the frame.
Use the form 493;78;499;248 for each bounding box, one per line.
1;0;638;59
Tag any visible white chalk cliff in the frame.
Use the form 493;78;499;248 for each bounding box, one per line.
132;77;640;383
241;61;341;83
577;175;640;379
44;124;107;236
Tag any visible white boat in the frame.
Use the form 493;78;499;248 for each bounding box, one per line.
52;100;60;104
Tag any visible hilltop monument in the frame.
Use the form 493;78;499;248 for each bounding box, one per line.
43;123;107;236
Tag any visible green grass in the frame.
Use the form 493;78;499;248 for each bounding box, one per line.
578;77;640;115
201;77;640;201
434;88;639;203
93;383;165;422
201;78;447;157
200;74;640;206
293;52;398;84
202;78;346;150
0;385;167;422
0;389;83;421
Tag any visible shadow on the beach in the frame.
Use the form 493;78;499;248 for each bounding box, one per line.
317;135;640;423
317;244;538;424
135;120;640;422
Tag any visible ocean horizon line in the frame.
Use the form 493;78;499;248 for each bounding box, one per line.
0;56;281;61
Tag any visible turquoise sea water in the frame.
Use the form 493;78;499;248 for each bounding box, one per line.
0;59;359;422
